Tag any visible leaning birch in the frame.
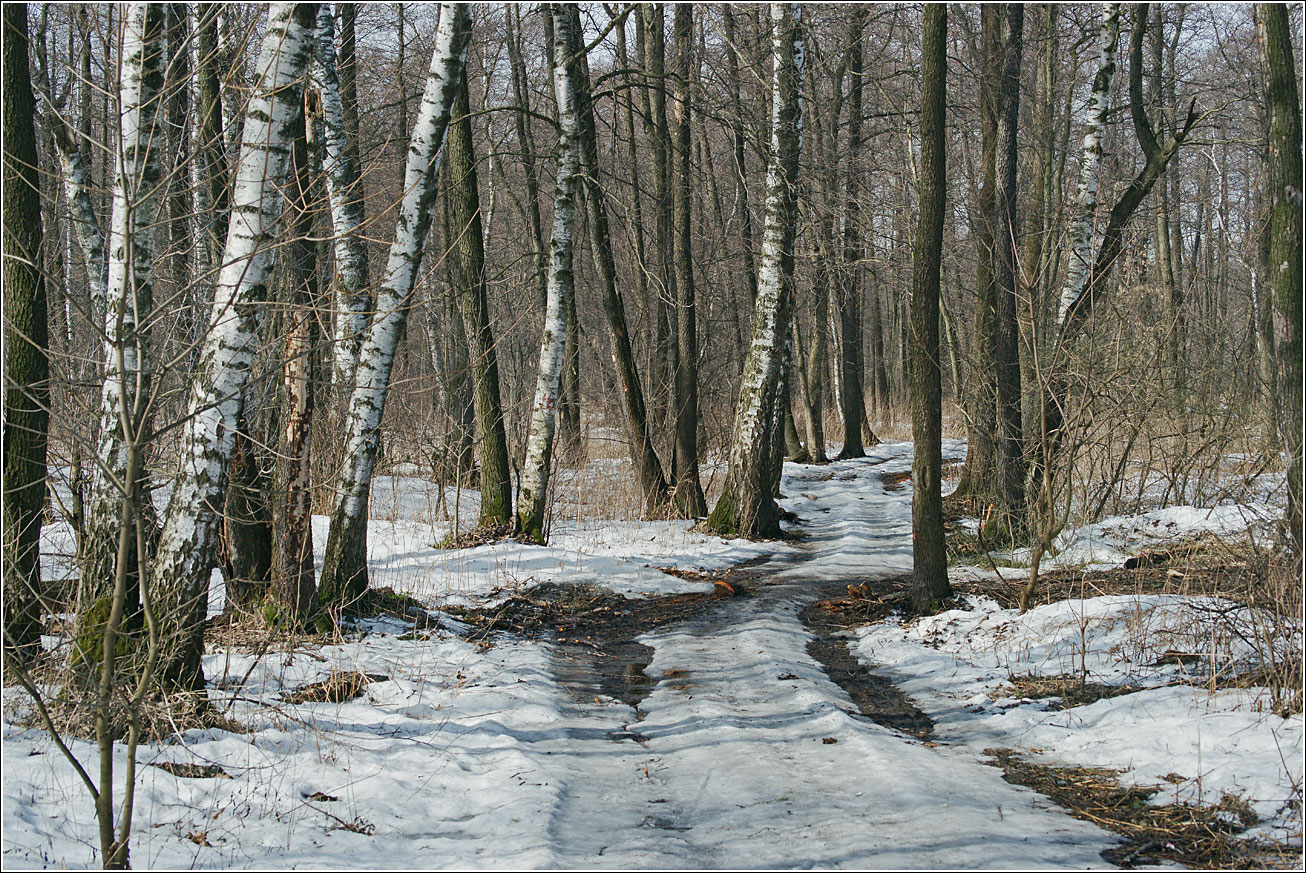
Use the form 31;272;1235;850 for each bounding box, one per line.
705;3;804;540
318;3;471;606
150;3;318;692
514;4;582;545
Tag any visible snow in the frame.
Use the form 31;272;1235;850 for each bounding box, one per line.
5;440;1300;867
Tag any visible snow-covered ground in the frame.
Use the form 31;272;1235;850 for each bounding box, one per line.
4;441;1301;868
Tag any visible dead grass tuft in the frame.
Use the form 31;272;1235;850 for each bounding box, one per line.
280;670;388;705
985;747;1298;868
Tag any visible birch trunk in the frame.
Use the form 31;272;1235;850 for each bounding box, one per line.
705;3;803;540
1056;3;1120;325
318;4;471;606
80;3;166;635
516;3;582;545
150;3;318;692
1033;4;1198;501
313;3;371;388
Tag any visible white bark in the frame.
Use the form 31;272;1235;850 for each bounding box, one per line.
516;4;582;543
320;3;470;594
152;3;316;620
87;3;163;514
312;3;371;387
720;3;804;497
1056;3;1120;325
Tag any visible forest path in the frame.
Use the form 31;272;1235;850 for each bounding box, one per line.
536;445;1118;868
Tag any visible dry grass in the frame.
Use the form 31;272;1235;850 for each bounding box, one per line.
985;748;1300;869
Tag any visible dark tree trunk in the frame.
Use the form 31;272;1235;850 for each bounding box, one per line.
993;5;1025;524
572;6;670;514
837;7;868;459
669;4;706;516
448;73;513;531
955;6;1000;503
3;4;50;664
271;93;319;625
1257;3;1303;560
911;3;950;610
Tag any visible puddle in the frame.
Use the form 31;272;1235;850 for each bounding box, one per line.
553;638;655;710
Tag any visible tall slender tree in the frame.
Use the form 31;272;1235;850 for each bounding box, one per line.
669;4;707;516
516;3;583;545
911;2;949;610
3;4;50;664
150;3;323;691
837;7;868;459
317;4;472;607
993;5;1025;525
446;64;513;532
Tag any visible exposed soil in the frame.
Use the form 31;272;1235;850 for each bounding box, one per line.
802;584;934;740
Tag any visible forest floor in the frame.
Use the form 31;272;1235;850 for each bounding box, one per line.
3;442;1302;869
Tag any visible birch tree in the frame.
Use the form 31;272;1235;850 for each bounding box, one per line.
516;3;582;545
313;2;370;388
1031;2;1199;516
149;3;319;692
79;3;166;642
318;3;471;605
705;3;804;540
1056;3;1120;325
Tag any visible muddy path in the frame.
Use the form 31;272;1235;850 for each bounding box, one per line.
447;541;934;740
440;450;1117;868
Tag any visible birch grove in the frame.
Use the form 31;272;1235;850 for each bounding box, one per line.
6;1;1297;768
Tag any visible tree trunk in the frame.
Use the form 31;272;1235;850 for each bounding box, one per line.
1257;2;1303;561
271;92;319;626
150;4;323;693
3;3;50;664
911;2;950;610
81;3;167;647
705;3;803;540
516;4;583;545
837;7;867;459
446;70;514;532
669;4;707;517
574;6;670;515
955;6;1000;504
993;5;1025;524
314;4;370;389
